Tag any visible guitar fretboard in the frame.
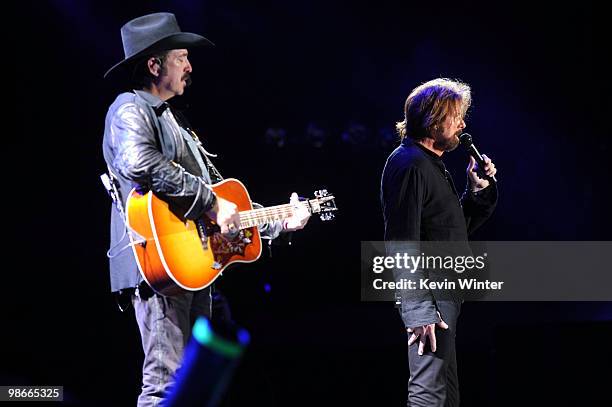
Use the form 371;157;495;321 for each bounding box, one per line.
239;201;311;229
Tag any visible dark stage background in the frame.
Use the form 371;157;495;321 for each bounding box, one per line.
9;0;612;406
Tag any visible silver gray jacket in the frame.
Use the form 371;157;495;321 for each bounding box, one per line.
102;90;281;292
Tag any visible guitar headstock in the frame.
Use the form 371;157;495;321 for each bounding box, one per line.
310;189;338;221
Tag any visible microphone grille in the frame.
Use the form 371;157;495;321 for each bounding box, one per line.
459;133;472;146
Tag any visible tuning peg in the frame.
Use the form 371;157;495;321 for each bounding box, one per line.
314;189;329;198
320;212;335;221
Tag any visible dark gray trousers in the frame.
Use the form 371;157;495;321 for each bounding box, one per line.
132;285;212;407
407;300;461;407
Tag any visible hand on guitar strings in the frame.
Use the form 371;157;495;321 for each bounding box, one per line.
208;196;241;237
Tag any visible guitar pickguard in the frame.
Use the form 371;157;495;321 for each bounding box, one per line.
210;229;254;267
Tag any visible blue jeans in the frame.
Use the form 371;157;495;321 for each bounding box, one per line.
132;285;212;407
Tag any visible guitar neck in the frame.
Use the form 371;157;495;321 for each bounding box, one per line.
239;201;310;229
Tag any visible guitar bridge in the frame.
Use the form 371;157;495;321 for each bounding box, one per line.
196;220;208;250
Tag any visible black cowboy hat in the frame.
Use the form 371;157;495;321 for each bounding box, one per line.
104;12;214;78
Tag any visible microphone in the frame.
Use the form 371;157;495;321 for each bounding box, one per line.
459;133;497;183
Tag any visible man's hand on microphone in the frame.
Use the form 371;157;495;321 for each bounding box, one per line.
467;154;497;192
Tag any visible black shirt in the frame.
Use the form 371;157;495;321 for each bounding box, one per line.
381;138;497;241
380;138;497;326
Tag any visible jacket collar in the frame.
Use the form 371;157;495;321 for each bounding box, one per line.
133;90;170;116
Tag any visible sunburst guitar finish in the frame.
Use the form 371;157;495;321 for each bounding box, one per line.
125;178;336;296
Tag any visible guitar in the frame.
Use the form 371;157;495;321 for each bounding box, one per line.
126;178;337;295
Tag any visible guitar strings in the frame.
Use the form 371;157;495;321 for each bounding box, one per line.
239;201;310;228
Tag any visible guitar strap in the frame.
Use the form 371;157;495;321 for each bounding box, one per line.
171;107;224;183
198;138;224;183
100;166;146;258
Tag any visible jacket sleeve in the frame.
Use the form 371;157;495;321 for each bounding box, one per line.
461;180;498;236
109;103;216;220
386;167;441;328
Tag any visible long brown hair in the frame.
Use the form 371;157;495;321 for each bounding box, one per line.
396;78;471;141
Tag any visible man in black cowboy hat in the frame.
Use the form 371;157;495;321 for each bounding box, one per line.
102;12;310;406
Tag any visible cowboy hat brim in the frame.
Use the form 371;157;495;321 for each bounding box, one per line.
104;32;214;78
